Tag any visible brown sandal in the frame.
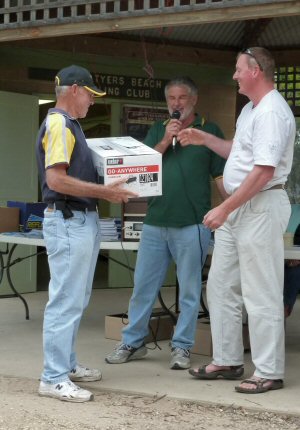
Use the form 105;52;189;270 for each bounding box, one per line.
235;378;284;394
189;364;244;380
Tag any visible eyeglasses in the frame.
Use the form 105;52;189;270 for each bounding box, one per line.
242;48;263;71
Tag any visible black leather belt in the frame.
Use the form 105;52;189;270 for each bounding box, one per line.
48;202;96;211
47;201;97;219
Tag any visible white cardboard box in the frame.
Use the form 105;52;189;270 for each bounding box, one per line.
87;136;162;197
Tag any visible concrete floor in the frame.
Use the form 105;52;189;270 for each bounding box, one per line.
0;287;300;416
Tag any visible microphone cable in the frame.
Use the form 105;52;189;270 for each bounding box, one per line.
172;125;211;319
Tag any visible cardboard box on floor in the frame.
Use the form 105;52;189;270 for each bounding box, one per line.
191;318;251;356
105;308;174;343
0;207;20;233
191;319;213;356
87;136;162;198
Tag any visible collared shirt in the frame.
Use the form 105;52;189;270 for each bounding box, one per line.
143;113;226;227
36;108;98;208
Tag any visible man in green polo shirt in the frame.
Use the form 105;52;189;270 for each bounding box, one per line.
106;76;226;369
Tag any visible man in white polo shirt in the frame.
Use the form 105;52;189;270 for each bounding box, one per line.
179;47;296;394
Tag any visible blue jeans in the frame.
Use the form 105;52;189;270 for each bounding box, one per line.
284;264;300;316
41;209;101;383
122;223;211;350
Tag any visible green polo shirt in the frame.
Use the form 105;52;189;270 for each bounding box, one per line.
143;114;225;227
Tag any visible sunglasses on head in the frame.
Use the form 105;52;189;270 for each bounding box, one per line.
242;48;263;71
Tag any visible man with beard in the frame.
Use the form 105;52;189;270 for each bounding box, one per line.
106;76;226;369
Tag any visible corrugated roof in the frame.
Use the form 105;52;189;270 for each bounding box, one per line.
258;16;300;48
120;16;300;50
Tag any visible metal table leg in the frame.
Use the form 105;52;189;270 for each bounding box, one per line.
1;243;46;320
6;244;30;320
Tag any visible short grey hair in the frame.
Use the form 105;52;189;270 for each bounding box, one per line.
55;85;70;97
164;77;198;98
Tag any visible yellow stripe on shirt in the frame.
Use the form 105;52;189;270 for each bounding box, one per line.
43;113;75;168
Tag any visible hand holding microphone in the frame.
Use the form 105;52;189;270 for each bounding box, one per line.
170;110;181;150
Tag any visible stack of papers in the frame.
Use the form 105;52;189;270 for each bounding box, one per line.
114;218;122;240
100;218;121;241
1;230;44;239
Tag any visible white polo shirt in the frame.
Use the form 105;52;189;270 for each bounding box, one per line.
223;89;296;195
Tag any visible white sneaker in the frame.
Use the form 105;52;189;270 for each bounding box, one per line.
69;364;102;382
38;380;94;403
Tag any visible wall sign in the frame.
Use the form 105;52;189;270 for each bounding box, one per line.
28;68;168;101
122;105;169;142
94;73;167;101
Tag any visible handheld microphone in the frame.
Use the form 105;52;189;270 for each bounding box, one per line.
171;110;181;149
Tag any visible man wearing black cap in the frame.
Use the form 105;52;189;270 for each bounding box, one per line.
36;65;136;402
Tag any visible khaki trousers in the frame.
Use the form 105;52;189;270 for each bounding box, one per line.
207;189;291;379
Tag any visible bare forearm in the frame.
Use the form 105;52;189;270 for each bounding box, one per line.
46;167;137;203
205;134;232;159
48;173;110;199
178;128;232;159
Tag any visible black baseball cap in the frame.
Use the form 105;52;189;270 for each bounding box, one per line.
55;65;106;97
